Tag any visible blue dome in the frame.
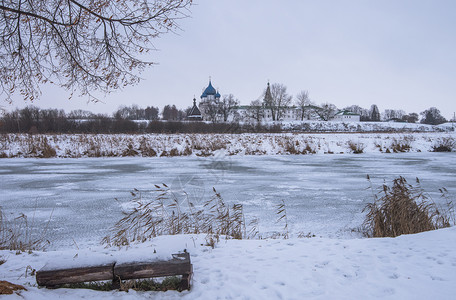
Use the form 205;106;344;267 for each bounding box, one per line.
215;91;221;98
201;81;217;98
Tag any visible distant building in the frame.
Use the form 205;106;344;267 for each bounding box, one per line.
193;80;361;123
332;110;361;122
199;80;221;122
187;98;202;121
231;82;303;122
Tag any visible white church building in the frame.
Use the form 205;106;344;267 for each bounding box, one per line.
332;110;361;122
189;80;360;123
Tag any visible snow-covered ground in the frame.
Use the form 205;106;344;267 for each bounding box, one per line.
1;131;455;158
1;229;456;299
279;120;455;133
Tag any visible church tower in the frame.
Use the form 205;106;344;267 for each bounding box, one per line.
199;79;221;121
200;79;221;102
187;97;202;121
263;82;273;106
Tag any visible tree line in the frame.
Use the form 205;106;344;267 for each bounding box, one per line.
0;103;449;135
242;83;449;125
0;105;283;134
1;1;451;132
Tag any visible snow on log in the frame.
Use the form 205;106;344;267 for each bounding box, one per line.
35;252;192;290
36;263;114;287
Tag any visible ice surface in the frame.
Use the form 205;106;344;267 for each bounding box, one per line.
1;153;455;249
1;149;456;299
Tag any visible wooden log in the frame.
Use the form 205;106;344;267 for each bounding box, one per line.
179;263;193;291
36;253;193;291
114;252;192;281
36;263;115;287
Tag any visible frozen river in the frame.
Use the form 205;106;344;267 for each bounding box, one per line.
1;153;455;249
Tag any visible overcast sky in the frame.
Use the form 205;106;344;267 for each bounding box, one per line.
5;0;456;119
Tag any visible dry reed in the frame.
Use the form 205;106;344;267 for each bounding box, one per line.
0;207;52;251
363;176;454;238
102;185;248;247
432;137;455;152
347;141;365;154
276;200;289;239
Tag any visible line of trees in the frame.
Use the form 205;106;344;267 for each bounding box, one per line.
113;105;159;121
0;99;450;134
0;106;141;134
255;83;448;125
0;104;171;133
238;83;446;124
0;105;285;134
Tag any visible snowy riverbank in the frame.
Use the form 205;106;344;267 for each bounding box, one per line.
2;228;456;299
1;131;455;158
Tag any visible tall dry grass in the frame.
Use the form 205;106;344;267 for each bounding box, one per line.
347;141;365;154
389;137;412;153
0;207;52;251
363;176;454;238
102;185;247;247
276;200;289;239
432;137;455;152
2;133;453;158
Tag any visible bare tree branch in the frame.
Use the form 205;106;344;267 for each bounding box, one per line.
0;0;192;103
295;90;313;121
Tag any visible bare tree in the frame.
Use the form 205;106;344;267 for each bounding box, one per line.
218;94;239;122
113;105;131;120
420;107;447;125
247;99;264;123
369;104;381;121
113;104;157;120
162;104;179;121
68;109;94;119
0;0;192;103
383;109;405;121
144;106;159;120
272;83;292;120
401;112;419;123
295;90;313;121
177;108;187;121
263;83;292;121
315;102;337;121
